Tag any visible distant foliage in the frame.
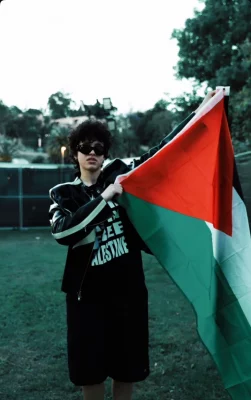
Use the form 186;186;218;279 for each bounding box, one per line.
31;155;47;164
45;125;71;164
130;100;175;150
0;101;51;149
48;92;76;119
172;0;251;151
0;135;23;162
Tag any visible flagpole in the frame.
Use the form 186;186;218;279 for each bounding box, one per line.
216;86;230;118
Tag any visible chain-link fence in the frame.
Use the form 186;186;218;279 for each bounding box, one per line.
0;153;251;229
0;164;75;228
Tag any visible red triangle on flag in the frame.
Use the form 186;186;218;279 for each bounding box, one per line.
121;99;233;236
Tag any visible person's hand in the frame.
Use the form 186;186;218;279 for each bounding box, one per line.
101;184;123;202
195;90;216;113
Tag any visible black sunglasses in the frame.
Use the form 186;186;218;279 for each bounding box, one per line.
77;143;105;156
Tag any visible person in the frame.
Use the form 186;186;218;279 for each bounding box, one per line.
48;92;215;400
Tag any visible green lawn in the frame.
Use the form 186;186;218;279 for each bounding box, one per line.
0;230;230;400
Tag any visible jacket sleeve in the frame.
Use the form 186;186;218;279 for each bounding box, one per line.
131;112;195;168
49;188;113;246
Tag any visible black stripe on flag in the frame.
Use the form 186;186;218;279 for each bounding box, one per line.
233;161;244;201
224;94;245;202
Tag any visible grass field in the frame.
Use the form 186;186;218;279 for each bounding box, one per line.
0;230;230;400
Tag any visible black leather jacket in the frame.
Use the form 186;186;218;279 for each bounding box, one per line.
49;113;195;298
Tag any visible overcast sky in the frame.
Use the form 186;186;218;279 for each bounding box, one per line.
0;0;203;114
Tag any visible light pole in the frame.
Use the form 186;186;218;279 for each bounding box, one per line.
61;146;66;165
60;146;66;182
103;97;116;132
37;137;42;152
103;97;112;111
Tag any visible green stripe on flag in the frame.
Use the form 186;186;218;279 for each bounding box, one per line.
119;192;251;399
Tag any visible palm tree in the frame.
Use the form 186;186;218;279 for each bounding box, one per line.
45;124;71;163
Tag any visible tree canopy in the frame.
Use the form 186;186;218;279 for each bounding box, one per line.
172;0;251;149
47;92;75;119
132;100;174;148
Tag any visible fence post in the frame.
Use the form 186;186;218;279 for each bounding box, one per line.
18;167;23;229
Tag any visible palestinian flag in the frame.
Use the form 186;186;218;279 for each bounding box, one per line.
117;90;251;400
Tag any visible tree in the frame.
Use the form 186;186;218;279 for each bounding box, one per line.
45;124;71;163
144;110;175;147
5;108;49;149
47;92;74;119
83;99;117;119
231;67;251;151
110;115;140;158
133;100;174;148
0;100;52;149
171;0;251;148
172;0;251;91
167;90;203;126
0;101;12;136
0;135;23;162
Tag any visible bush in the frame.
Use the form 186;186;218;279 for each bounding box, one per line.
0;135;22;162
31;155;46;164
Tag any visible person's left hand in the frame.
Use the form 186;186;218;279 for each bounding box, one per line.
195;90;216;113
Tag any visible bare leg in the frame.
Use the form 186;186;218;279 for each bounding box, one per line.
82;382;105;400
112;380;133;400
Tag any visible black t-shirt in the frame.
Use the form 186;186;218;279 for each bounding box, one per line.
80;183;146;300
91;200;130;267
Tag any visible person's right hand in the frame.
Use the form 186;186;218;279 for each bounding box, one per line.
101;183;123;202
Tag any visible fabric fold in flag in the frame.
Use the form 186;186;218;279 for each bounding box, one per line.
117;89;251;400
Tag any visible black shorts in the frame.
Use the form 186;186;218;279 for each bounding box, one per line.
66;288;150;386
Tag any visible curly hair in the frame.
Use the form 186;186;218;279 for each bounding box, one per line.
68;119;112;176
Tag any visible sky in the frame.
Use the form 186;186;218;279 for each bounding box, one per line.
0;0;204;114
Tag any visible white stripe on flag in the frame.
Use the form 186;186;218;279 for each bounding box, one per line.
206;189;251;319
